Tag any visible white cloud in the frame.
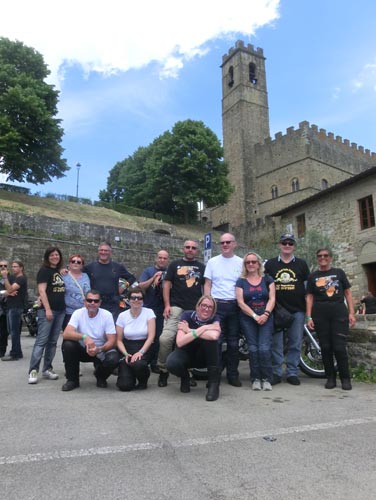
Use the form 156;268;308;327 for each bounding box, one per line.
351;61;376;93
1;0;280;85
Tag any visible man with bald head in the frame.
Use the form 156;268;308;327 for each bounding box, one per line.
157;240;205;387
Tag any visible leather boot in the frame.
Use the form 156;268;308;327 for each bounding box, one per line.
325;375;336;389
206;366;220;402
341;378;352;390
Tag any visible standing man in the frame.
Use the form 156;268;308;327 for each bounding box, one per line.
61;289;118;391
1;260;27;361
157;240;205;387
264;233;310;386
0;260;9;358
204;233;243;387
84;241;135;321
139;249;169;373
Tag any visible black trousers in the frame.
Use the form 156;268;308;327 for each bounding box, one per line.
166;339;219;379
312;302;350;379
0;313;8;356
117;339;151;391
62;340;119;383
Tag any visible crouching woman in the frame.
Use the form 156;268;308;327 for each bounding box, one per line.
166;295;221;401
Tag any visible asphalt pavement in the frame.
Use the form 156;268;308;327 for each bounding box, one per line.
1;331;375;500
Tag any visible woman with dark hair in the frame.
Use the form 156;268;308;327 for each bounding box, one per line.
62;254;91;330
166;295;221;401
236;252;275;391
1;260;27;361
306;248;356;390
116;286;156;391
28;246;66;384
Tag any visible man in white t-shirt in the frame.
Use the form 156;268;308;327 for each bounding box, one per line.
204;233;243;387
61;289;118;391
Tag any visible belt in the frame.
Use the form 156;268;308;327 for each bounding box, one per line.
215;299;237;304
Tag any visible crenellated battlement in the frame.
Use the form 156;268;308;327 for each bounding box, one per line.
222;40;264;64
254;120;376;160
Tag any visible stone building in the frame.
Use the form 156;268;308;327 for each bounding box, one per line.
210;41;376;244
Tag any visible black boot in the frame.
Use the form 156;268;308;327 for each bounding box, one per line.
158;371;169;387
206;366;220;402
180;375;191;393
341;378;352;390
325;375;336;389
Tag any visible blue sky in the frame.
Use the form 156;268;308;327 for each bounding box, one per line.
2;0;376;201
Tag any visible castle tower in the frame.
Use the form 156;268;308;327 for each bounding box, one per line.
211;40;270;230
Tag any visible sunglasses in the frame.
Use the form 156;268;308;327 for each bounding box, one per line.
86;298;100;304
70;260;82;264
184;246;198;250
0;264;7;268
130;296;143;301
317;254;330;258
281;241;295;246
245;260;258;265
220;240;234;245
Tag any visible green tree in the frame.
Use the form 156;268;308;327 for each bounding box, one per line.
0;37;68;183
101;119;232;223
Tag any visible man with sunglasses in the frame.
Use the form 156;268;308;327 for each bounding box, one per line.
157;240;205;387
204;233;243;387
264;233;310;386
61;289;118;391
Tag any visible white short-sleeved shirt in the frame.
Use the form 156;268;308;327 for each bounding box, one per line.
204;254;243;300
69;307;116;348
116;307;156;341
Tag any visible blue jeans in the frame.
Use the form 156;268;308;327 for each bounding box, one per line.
240;314;273;382
29;309;65;373
216;301;240;380
272;311;305;377
7;307;23;358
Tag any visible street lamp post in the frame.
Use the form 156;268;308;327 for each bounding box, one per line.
76;162;81;201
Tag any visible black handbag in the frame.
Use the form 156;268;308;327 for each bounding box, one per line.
273;302;294;330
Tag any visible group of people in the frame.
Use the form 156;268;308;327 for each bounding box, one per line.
0;232;357;399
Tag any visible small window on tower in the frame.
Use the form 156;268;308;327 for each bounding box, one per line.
296;214;306;237
291;178;299;192
228;66;234;87
271;185;278;199
249;63;257;84
321;178;328;189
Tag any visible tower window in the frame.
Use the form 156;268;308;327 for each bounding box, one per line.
249;63;257;84
296;214;306;237
291;178;300;192
228;66;234;87
358;195;375;230
271;185;278;199
321;178;328;189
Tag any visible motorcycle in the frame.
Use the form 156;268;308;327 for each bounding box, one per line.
22;300;39;337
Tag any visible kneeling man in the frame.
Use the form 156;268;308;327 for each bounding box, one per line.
61;289;118;391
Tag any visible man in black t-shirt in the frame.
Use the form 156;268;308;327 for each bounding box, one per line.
0;260;9;357
157;240;205;386
264;233;310;386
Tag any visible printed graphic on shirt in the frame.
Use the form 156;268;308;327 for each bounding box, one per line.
314;275;339;297
274;268;298;291
52;273;65;293
176;266;202;288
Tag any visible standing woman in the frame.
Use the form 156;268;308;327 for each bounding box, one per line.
62;254;91;330
306;248;356;390
116;287;155;391
236;252;275;391
1;260;27;361
28;247;66;384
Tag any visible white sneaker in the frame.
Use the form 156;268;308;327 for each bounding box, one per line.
262;380;272;391
28;370;39;384
42;369;59;380
252;379;262;391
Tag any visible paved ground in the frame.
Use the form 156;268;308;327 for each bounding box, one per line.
1;332;375;500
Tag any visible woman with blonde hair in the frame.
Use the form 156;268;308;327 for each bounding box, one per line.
236;252;275;391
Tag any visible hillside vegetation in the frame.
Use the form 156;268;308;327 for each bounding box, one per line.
0;190;214;241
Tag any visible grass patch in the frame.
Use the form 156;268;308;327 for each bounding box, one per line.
351;365;376;383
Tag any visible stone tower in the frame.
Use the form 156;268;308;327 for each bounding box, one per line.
211;40;270;230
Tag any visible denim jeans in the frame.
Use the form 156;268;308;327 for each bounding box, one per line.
272;311;305;377
240;314;273;382
29;309;65;373
216;301;240;380
7;307;23;358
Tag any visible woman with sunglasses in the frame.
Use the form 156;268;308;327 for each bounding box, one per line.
236;252;275;391
166;295;221;401
306;248;356;390
116;287;155;391
28;246;65;384
62;254;91;330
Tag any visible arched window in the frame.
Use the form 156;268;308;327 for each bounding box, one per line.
291;178;299;192
249;63;257;84
228;66;234;87
271;185;278;199
321;178;328;189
